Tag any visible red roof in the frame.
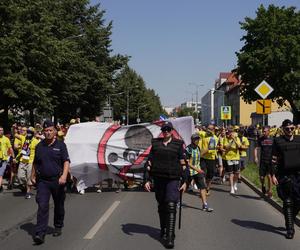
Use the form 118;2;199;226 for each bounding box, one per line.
226;73;240;84
219;72;231;79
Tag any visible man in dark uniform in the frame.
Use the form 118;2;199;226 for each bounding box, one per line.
254;126;274;197
31;120;70;244
144;121;187;249
272;119;300;239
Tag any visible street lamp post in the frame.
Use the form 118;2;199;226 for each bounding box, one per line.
137;104;148;124
106;92;125;120
188;83;204;122
126;85;139;125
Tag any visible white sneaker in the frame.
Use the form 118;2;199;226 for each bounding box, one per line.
79;189;85;195
222;176;226;183
230;187;235;194
234;183;238;191
96;189;102;193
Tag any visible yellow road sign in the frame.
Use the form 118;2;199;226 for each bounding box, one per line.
221;106;231;120
254;80;274;99
256;99;271;114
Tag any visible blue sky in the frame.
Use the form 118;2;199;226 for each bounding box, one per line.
91;0;299;107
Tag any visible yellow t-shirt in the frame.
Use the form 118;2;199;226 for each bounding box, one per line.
222;137;241;161
201;134;218;160
239;136;250;157
14;135;26;162
0;136;12;161
20;138;40;164
198;131;206;139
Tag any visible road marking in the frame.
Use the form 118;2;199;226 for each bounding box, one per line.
84;201;120;240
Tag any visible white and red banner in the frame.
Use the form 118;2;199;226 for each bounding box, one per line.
65;116;194;191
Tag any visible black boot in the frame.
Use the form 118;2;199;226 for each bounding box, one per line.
283;199;295;239
158;203;167;240
165;202;176;249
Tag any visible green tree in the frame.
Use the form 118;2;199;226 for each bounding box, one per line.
236;4;300;122
111;66;164;124
176;107;196;119
0;0;128;128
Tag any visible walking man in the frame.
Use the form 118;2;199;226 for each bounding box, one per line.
144;121;187;249
272;119;300;239
186;133;213;212
254;126;273;197
0;126;15;192
31;120;70;244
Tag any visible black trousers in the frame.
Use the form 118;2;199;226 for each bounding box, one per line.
35;179;66;236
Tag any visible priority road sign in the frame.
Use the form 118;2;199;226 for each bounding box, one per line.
254;80;273;99
221;106;231;120
256;99;271;114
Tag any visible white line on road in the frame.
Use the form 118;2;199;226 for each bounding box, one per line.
84;200;120;240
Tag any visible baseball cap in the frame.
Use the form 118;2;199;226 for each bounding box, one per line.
43;120;54;129
27;126;35;134
161;121;173;130
191;133;200;140
282;119;293;127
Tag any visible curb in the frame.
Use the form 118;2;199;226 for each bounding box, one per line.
241;175;300;227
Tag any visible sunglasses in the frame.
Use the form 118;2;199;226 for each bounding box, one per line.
162;127;172;132
284;127;295;131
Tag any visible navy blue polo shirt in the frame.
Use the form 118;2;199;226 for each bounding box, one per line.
33;139;70;178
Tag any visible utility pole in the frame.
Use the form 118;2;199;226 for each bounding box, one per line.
126;89;129;125
188;83;204;123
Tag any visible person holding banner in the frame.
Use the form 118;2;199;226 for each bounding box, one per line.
144;121;187;249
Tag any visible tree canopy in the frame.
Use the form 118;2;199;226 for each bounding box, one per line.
236;4;300;122
0;0;163;129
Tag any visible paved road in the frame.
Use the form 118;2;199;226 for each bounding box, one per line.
1;181;300;250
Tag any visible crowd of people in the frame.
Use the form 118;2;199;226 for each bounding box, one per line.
0;120;78;196
1;118;300;246
144;120;300;248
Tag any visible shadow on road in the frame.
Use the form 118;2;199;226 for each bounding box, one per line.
121;223;161;243
182;204;203;211
234;194;262;200
210;187;229;193
231;219;286;236
20;223;55;237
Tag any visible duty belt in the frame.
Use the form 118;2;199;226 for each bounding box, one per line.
38;175;60;181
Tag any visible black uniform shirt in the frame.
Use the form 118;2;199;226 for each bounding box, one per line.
257;136;273;164
148;138;185;162
272;135;300;177
33;139;70;178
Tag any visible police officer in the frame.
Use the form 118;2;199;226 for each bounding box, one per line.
144;121;187;249
31;120;70;244
272;119;300;239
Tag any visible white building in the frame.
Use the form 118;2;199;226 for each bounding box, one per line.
201;89;214;125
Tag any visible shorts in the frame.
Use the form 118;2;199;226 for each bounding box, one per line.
200;158;216;180
239;157;247;170
225;160;240;173
18;162;33;185
0;160;8;177
189;173;207;190
259;162;272;177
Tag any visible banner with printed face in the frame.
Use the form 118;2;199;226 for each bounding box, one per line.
65;116;194;191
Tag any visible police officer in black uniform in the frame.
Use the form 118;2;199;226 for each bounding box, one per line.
144;121;187;249
31;120;70;244
272;119;300;239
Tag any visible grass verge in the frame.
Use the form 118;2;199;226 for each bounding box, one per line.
241;163;281;204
